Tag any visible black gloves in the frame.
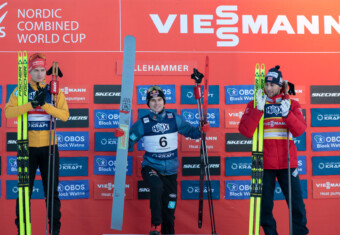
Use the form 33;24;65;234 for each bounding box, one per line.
31;87;46;108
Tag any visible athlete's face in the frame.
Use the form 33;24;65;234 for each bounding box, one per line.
265;82;281;98
149;97;164;113
30;67;46;83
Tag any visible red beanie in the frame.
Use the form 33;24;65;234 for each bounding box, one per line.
29;53;46;72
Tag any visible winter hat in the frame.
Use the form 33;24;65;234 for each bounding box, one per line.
265;65;283;87
29;53;46;72
146;86;166;107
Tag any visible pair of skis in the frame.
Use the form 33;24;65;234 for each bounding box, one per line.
249;63;265;235
17;51;31;235
191;56;217;235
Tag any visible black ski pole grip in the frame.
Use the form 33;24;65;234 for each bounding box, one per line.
191;68;204;84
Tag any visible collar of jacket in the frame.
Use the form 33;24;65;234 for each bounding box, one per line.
266;93;283;104
30;79;47;90
149;109;166;121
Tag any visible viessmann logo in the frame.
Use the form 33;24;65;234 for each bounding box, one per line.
0;2;8;38
150;5;340;47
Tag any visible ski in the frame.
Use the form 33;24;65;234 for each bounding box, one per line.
249;63;265;235
17;51;31;235
111;35;136;230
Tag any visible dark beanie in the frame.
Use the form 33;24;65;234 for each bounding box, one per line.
265;65;283;87
146;86;166;107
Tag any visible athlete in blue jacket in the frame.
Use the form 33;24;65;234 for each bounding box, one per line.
114;85;209;235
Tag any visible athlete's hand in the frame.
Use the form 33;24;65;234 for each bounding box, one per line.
31;88;46;108
113;128;125;137
281;99;290;117
200;122;210;133
256;89;267;111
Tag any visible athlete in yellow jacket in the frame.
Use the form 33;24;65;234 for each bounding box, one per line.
5;53;69;235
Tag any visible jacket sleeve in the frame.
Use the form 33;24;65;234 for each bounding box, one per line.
283;99;306;137
175;114;201;139
5;88;33;119
128;119;144;147
41;89;70;122
238;101;263;138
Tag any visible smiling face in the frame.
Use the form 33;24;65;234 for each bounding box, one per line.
149;96;164;113
30;67;46;83
265;82;281;98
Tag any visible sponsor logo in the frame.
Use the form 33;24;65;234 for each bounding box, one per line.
57;109;89;128
312;132;340;151
150;5;340;48
266;105;281;115
60;86;89;104
313;156;340;176
58;180;89;200
138;180;150;199
94;179;133;200
152;123;170;133
225;157;251;176
137;85;176;104
181;108;219;127
6;132;17;152
181;85;219;105
225;85;254;104
311;108;340;127
181;180;220;200
225;180;251;199
182;134;220;152
59;157;88;177
225;133;252;152
6;180;44;199
313;179;340;199
311;86;340;104
0;2;8;38
182;157;220;176
94;85;121;104
94;156;133;175
293;132;306;151
57;132;89;151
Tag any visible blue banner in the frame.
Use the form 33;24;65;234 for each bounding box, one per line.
6;84;16;102
94;109;132;129
138;109;177;118
57;132;89;151
58;180;89;200
7;156;41;176
311;108;340;127
312;132;340;151
312;156;340;176
293;132;306;151
225;157;251;176
137;85;176;104
181;180;220;200
7;180;44;199
225;85;254;104
180;85;219;104
298;156;307;175
95;132;117;151
274;180;307;200
225;180;251;199
94;155;133;175
181;108;220;127
59;157;88;177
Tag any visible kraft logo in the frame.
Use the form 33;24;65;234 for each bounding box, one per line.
96;158;107;167
187;91;193;98
227;88;238;96
318;163;325;170
139;87;148;95
314;135;326;144
317;114;323;121
266;105;281;115
0;2;8;38
183;111;195;119
226;183;238;191
152;123;170;133
100;138;116;145
275;187;282;194
96;112;107;120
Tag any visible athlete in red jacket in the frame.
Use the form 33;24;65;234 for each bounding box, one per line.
239;66;309;235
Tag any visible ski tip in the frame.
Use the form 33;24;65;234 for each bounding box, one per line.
255;63;260;69
124;35;136;43
261;63;265;70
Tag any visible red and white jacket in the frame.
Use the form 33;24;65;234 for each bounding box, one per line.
238;93;306;169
